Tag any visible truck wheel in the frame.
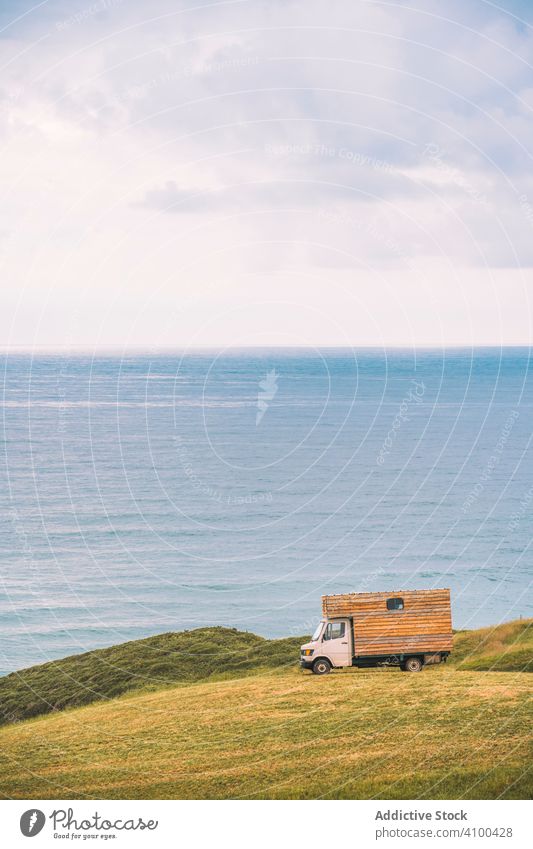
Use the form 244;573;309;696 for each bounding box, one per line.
404;657;423;673
312;658;331;675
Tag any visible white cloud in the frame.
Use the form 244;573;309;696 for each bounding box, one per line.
0;0;532;347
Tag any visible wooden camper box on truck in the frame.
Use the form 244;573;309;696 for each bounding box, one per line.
322;587;452;660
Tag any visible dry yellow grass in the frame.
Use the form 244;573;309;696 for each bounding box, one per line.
0;665;531;799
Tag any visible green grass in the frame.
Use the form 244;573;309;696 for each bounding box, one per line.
0;618;531;800
0;619;531;728
0;666;531;799
0;627;305;726
451;619;533;672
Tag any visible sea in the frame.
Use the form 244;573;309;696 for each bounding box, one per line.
1;348;532;674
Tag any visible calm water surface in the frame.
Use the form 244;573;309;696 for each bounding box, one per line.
1;349;532;673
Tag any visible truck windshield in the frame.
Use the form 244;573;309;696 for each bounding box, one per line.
311;622;324;641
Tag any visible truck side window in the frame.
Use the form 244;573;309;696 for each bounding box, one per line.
323;622;346;640
387;597;404;610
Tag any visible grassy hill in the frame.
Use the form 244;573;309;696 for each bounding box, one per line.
0;627;305;726
452;619;533;672
0;618;531;728
0;618;531;800
0;664;531;800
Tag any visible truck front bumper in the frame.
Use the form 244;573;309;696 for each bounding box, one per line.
300;658;314;670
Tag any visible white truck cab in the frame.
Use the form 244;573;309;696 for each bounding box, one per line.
300;619;352;673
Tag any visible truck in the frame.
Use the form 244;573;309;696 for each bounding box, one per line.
300;588;452;674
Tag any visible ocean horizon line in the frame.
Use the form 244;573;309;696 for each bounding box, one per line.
1;344;532;354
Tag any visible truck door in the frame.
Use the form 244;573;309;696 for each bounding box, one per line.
322;620;351;667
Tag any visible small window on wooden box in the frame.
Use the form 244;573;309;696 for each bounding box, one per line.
387;597;404;611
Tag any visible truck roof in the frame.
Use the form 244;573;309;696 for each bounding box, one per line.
323;588;450;598
322;588;451;616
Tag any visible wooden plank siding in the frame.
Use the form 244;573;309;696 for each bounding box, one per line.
322;589;452;656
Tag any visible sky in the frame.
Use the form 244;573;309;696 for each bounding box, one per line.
1;0;533;348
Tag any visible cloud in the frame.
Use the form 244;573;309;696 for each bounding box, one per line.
0;0;532;346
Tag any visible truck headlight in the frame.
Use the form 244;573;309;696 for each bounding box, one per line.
302;649;314;657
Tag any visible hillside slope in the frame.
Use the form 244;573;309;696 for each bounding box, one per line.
0;619;530;728
0;665;531;800
452;619;533;672
0;627;304;726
